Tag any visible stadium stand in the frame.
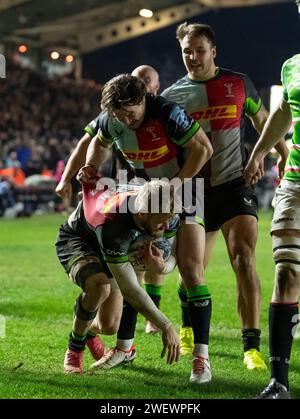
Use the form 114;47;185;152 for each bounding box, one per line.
0;55;102;217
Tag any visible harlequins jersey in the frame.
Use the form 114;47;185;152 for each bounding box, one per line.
281;54;300;181
67;184;179;265
96;94;200;180
162;68;262;188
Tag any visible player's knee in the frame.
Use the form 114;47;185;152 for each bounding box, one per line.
69;257;104;291
74;295;98;321
101;321;119;335
179;258;203;284
231;248;254;273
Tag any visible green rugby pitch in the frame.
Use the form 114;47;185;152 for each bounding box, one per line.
0;213;299;399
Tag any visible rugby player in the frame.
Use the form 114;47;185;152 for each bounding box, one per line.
79;74;214;384
55;65;160;202
56;180;181;373
161;22;288;370
132;65;160;96
55;66;163;338
244;0;300;398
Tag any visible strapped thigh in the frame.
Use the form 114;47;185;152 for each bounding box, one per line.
273;235;300;272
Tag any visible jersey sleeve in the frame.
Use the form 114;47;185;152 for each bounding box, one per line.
84;113;101;137
243;75;262;116
156;96;200;147
160;86;171;99
96;112;115;147
281;60;289;102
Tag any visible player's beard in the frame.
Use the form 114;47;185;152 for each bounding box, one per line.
141;219;164;239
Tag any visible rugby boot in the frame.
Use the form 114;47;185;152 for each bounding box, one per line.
243;348;267;370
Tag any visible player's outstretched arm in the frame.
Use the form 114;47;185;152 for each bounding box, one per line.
77;135;111;183
55;132;92;199
108;261;180;364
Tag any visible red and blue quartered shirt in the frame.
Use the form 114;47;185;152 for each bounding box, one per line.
67;183;179;265
162;68;262;188
96;94;200;180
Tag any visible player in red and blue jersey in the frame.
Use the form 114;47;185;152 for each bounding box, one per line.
79;73;214;384
162;22;288;370
56;180;181;373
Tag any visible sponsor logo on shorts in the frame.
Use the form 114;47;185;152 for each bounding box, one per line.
194;300;210;307
273;217;295;224
243;197;253;206
190;105;237;121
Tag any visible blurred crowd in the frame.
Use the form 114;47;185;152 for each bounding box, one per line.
0;57;102;217
0;57;280;218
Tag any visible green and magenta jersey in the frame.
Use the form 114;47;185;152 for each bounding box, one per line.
96;94;200;180
162;68;262;188
281;54;300;181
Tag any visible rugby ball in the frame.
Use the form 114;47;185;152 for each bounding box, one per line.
128;237;172;271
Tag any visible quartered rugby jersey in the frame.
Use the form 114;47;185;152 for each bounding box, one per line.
68;183;180;265
162;68;262;188
96;94;200;180
281;54;300;181
84;116;100;138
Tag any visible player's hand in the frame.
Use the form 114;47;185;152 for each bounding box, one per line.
277;155;286;179
55;180;72;199
161;324;180;365
76;165;97;184
244;158;264;185
144;241;164;274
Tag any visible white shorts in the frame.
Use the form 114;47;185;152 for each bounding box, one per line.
271;180;300;233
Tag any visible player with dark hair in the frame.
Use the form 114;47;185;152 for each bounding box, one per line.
162;21;288;370
79;73;214;383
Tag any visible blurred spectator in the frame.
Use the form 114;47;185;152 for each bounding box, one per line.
0;57;102;216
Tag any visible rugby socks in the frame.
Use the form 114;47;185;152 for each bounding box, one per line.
269;302;298;388
187;284;212;356
68;330;86;352
86;331;96;339
178;284;192;327
242;328;261;352
117;300;137;341
145;284;161;309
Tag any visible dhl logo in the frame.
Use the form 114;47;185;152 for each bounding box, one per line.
123;145;169;162
190;105;237;121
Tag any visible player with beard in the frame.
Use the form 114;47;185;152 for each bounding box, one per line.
56;180;181;373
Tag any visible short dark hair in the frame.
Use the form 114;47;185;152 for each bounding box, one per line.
176;22;216;47
101;74;147;115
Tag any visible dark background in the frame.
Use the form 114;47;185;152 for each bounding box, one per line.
83;2;300;91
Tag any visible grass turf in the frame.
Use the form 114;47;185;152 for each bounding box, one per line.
0;212;299;399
